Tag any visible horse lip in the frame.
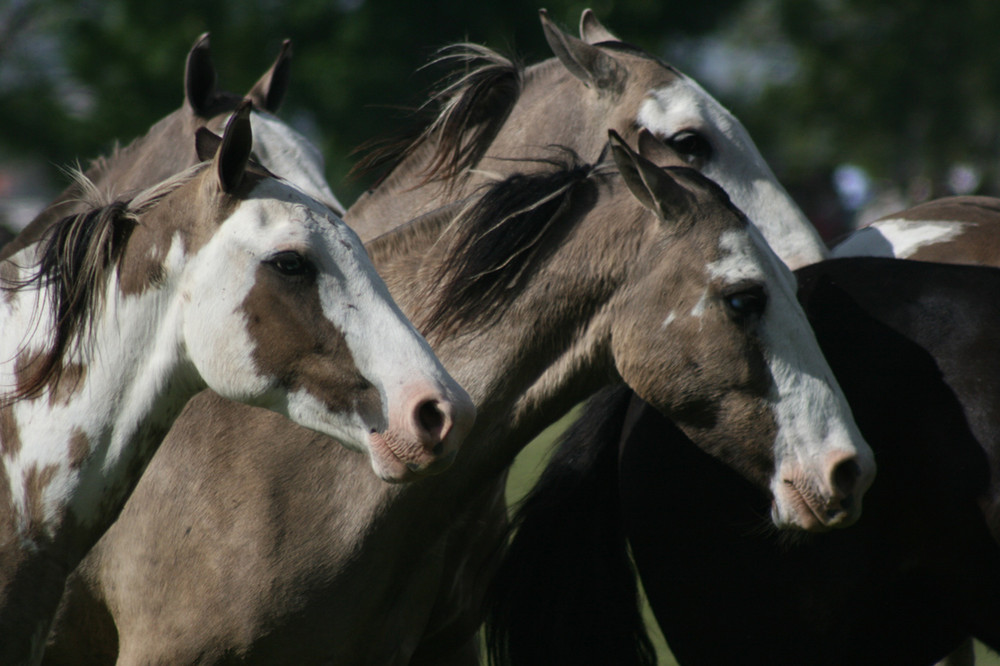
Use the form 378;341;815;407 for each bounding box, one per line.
368;430;452;482
780;479;834;533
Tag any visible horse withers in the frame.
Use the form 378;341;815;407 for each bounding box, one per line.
0;105;472;665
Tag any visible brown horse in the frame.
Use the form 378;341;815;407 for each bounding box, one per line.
832;195;1000;265
348;9;827;270
1;106;471;665
1;32;342;263
43;135;871;664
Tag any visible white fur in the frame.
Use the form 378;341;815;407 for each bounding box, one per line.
638;78;827;270
0;174;465;536
707;227;874;527
831;219;970;259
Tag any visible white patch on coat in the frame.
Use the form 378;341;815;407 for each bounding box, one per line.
638;78;827;270
690;290;709;318
831;219;970;259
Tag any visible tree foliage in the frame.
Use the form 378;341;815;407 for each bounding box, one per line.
3;0;1000;214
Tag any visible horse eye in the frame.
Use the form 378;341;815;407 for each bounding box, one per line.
265;251;315;279
724;285;767;319
667;130;713;163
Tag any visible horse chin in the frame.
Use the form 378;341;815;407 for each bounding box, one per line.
770;478;862;533
367;430;456;483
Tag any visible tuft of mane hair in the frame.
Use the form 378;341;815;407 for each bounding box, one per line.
419;151;609;338
1;166;204;405
352;43;523;189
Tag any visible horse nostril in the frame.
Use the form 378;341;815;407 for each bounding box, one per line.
417;400;447;441
831;459;861;498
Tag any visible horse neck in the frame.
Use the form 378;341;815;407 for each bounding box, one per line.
347;59;603;244
489;59;609;162
371;200;626;483
0;236;198;556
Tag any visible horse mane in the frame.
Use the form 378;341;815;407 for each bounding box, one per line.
484;385;655;666
352;43;523;188
2;166;203;403
419;152;608;338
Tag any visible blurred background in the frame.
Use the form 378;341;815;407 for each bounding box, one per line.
4;0;1000;242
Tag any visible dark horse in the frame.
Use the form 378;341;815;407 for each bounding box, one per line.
486;257;1000;666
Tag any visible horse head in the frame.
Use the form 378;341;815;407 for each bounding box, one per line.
604;131;873;530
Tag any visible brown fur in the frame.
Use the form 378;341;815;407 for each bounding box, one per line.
241;263;381;422
347;32;682;242
889;196;1000;265
44;145;792;664
0;405;20;457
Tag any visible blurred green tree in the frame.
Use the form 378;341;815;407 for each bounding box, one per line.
0;0;742;205
4;0;1000;226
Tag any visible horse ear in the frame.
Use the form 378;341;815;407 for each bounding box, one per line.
637;129;688;168
247;39;292;113
540;9;624;93
215;100;254;193
579;9;619;44
609;130;693;225
185;32;218;116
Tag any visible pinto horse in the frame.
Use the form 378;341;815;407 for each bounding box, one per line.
43;134;871;663
1;32;343;263
485;257;1000;666
0;105;472;665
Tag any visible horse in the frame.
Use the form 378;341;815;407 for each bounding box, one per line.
485;256;1000;666
0;32;343;263
0;104;473;665
347;9;828;271
832;195;1000;266
41;131;872;663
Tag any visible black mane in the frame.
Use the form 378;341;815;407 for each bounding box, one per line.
420;153;604;338
352;44;523;188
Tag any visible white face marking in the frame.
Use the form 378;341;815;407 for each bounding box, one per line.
831;219;970;259
637;78;827;269
661;311;678;328
184;177;464;454
708;227;873;522
689;290;709;318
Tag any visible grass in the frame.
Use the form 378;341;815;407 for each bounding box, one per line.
502;407;1000;666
